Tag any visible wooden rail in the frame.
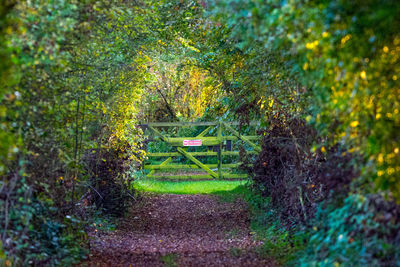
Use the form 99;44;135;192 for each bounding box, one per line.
147;151;259;157
141;121;261;180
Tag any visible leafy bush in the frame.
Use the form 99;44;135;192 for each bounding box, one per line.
84;145;136;217
210;0;400;200
246;116;356;226
207;0;400;264
230;186;307;264
298;193;400;266
0;178;86;266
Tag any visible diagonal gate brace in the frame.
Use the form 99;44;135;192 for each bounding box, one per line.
222;122;261;153
177;147;218;179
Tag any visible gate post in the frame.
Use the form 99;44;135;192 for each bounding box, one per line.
218;122;222;179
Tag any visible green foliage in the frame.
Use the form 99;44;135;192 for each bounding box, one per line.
1;0;150;263
90;211;117;232
0;0;17;175
1;0;399;264
160;253;179;267
214;185;306;264
1;0;90;263
148;140;174;154
210;0;400;199
245;191;306;264
298;193;400;266
135;19;226;121
84;146;136;216
0;178;86;266
206;1;400;264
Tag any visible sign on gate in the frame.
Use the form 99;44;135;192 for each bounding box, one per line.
183;139;202;146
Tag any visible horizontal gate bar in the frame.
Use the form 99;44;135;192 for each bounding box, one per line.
177;147;218;178
144;163;244;170
150;136;261;146
148;156;172;177
223;122;262;153
147;151;259;157
146;173;249;180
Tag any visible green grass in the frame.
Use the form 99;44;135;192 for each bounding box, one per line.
134;179;246;194
160;253;178;267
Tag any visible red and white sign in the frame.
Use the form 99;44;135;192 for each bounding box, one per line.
183;139;202;146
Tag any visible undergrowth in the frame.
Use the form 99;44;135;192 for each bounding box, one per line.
213;185;305;265
160;253;179;267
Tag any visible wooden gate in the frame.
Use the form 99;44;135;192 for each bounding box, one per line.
140;121;261;180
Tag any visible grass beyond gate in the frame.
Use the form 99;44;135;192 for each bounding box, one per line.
134;179;246;194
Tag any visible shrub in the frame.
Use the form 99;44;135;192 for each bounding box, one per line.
0;177;86;266
249;116;357;226
83;145;136;217
298;193;400;266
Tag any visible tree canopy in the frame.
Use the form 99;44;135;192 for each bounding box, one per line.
1;0;399;265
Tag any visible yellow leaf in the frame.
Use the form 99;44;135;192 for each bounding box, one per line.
350;121;359;127
383;46;389;53
268;99;274;107
341;34;351;45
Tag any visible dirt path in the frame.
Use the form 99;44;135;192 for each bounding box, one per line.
82;194;276;266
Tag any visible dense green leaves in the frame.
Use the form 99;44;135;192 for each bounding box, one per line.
1;0;400;265
0;0;229;263
210;0;400;199
208;0;400;265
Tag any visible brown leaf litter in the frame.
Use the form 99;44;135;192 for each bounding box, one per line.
79;194;277;266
